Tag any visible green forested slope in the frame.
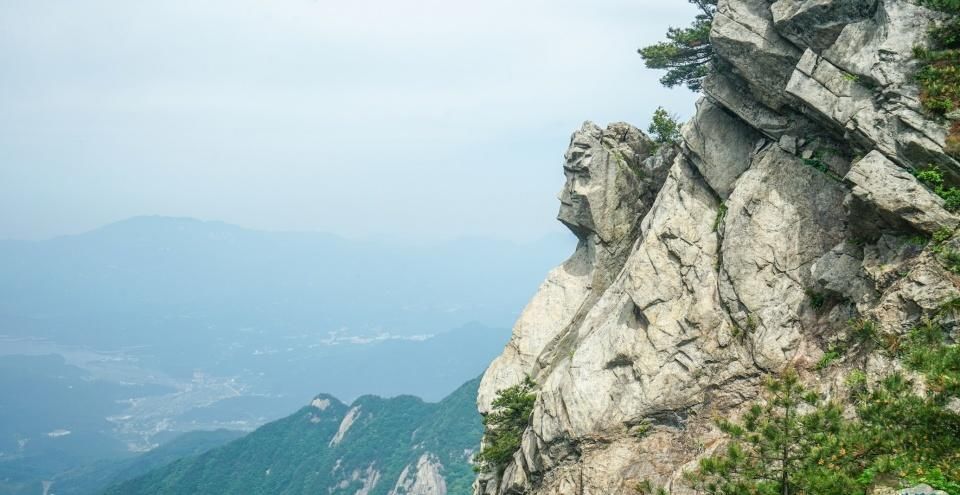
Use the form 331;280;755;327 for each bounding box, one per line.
102;378;482;495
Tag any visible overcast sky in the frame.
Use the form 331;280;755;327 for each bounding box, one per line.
0;0;698;242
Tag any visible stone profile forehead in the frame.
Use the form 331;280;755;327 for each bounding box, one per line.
556;121;657;242
563;122;605;168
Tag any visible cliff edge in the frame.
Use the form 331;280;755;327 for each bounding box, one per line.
476;0;959;493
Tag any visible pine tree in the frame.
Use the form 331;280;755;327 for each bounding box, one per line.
687;369;859;495
648;107;682;149
682;311;960;494
637;0;717;91
474;377;537;475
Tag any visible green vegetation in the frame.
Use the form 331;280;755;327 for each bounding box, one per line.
103;378;485;495
676;307;960;495
905;234;930;247
930;229;960;273
915;0;960;156
474;377;537;475
934;227;955;246
631;419;653;438
637;478;670;495
916;166;960;211
801;148;844;182
915;50;960;115
942;247;960;273
648;107;683;149
637;0;717;91
849;318;880;348
805;289;827;311
815;348;842;370
713;203;728;233
686;369;859;495
925;220;960;273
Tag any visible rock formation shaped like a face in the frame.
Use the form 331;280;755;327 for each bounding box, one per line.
475;122;672;418
557;122;654;245
477;0;960;494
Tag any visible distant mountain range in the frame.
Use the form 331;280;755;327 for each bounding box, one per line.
0;216;572;348
102;377;482;495
0;217;565;494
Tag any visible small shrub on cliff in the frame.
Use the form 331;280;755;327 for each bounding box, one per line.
636;479;670;495
637;0;717;91
919;0;960;52
915;0;960;156
474;377;537;474
916;166;960;211
648;107;682;149
916;49;960;115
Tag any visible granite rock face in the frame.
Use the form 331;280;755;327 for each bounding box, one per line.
845;151;959;235
476;0;960;493
477;122;675;414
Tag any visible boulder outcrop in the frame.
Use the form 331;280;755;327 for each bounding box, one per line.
476;0;960;493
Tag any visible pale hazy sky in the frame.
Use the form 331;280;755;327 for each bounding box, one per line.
0;0;698;242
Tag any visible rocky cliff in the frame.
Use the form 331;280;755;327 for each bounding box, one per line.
476;0;960;493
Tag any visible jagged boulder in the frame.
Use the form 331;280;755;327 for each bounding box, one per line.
784;0;959;176
771;0;877;52
712;0;803;109
844;150;959;235
719;144;847;370
683;98;761;199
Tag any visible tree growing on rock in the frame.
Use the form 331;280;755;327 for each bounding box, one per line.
647;107;683;149
637;0;717;91
686;369;860;495
683;309;960;495
474;377;537;475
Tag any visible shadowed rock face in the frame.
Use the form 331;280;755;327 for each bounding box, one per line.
476;0;960;493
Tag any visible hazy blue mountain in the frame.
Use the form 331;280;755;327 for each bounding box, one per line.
0;355;169;472
0;354;240;495
47;430;243;495
0;216;572;349
103;378;483;495
0;217;569;494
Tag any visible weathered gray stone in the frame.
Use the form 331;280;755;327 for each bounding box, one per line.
844;151;959;234
703;71;798;139
712;0;803;109
477;121;670;414
390;453;446;495
870;253;960;333
812;241;878;307
683;98;761;199
522;155;753;494
720;145;847;369
899;484;949;495
779;134;798;154
823;0;944;86
771;0;877;52
784;2;960;176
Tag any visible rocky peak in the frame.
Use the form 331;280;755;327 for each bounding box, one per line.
557;121;658;244
477;122;675;415
475;0;960;493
